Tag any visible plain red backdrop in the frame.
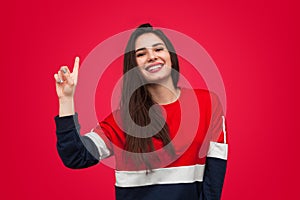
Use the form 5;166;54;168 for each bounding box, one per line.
1;0;299;199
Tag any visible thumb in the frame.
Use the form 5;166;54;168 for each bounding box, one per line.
60;66;74;86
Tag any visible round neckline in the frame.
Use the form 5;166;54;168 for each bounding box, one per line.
159;87;183;107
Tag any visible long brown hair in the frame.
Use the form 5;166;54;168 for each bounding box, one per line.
121;23;180;170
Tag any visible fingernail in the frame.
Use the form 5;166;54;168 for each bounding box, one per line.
57;79;63;83
61;68;67;73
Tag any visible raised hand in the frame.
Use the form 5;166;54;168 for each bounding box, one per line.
54;57;80;99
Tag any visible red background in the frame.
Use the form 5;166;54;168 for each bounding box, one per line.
1;0;299;199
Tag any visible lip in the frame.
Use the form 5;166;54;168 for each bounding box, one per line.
145;62;164;71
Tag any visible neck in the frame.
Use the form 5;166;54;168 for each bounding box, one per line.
147;81;180;105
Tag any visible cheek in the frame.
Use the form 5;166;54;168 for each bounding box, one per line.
135;59;145;72
136;57;145;67
165;54;172;66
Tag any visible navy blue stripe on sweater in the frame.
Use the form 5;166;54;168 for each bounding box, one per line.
116;182;203;200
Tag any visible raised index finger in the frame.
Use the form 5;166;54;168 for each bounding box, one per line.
72;56;80;73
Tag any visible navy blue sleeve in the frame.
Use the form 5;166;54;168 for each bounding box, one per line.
55;113;100;169
200;158;227;200
200;92;228;200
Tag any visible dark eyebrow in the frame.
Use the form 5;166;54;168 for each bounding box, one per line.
135;43;165;53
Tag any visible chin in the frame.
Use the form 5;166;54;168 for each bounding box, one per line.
144;75;172;85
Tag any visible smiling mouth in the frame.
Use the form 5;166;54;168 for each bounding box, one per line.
145;63;164;72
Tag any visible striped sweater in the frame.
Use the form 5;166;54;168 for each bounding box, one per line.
55;88;228;200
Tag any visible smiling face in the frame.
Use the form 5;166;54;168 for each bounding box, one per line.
135;33;172;84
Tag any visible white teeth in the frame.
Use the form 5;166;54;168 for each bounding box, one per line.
146;64;162;72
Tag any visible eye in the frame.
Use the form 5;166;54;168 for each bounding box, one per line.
155;47;164;52
136;53;145;57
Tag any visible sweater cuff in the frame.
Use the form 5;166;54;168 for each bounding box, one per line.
54;113;80;132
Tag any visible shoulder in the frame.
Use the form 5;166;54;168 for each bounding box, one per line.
180;88;223;113
181;87;219;102
94;109;124;142
100;109;122;128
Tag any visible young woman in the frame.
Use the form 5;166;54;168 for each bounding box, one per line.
54;24;228;200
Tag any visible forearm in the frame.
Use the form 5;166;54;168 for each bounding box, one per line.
59;97;75;117
201;141;228;200
201;158;227;200
55;113;100;169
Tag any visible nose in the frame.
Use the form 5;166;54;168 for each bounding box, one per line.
147;49;158;62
